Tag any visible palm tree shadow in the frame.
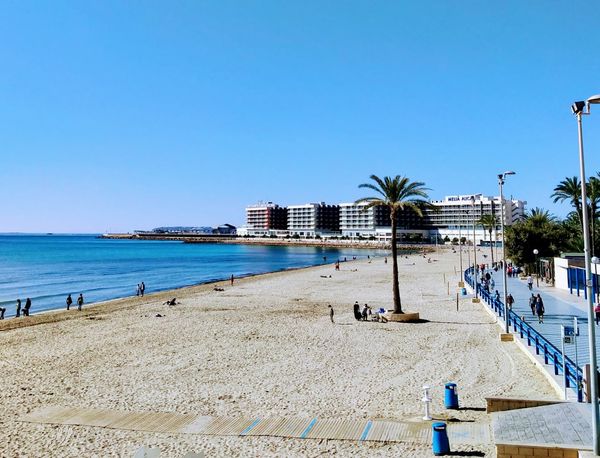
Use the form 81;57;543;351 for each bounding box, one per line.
428;320;496;325
458;407;486;412
446;451;485;457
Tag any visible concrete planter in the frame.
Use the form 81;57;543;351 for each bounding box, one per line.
386;312;420;322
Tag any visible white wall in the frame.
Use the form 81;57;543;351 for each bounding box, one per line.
554;257;569;291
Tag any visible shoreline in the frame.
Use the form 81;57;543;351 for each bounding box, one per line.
0;259;354;333
100;233;435;252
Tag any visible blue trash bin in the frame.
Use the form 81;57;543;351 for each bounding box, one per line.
444;382;459;409
432;422;450;455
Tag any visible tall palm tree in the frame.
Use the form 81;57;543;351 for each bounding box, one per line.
477;214;496;265
356;175;430;314
587;175;600;256
526;207;556;226
552;176;582;224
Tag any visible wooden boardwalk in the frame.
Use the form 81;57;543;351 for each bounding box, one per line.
19;406;489;445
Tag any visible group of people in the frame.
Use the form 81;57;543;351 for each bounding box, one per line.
136;282;146;297
528;293;545;323
65;293;85;311
352;301;388;322
0;298;33;320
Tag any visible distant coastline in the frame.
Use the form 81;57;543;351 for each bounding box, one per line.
99;233;436;251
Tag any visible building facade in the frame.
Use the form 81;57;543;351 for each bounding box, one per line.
242;202;288;236
287;203;340;237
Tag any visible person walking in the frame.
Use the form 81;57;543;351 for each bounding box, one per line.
595;303;600;325
506;293;514;311
535;294;544;324
140;282;145;297
77;294;84;311
24;298;31;316
527;275;533;291
15;299;21;318
328;304;334;323
66;294;73;311
529;294;536;316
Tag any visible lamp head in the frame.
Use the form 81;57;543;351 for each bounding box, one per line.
593;256;600;264
587;94;600;106
533;249;539;255
572;101;586;115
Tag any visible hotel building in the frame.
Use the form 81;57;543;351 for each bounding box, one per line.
238;202;288;237
287;203;340;237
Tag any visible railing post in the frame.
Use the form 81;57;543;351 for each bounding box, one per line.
535;335;539;354
554;353;559;375
527;328;531;346
544;344;549;364
565;365;571;388
519;321;524;339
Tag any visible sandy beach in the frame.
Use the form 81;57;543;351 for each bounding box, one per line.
0;249;557;457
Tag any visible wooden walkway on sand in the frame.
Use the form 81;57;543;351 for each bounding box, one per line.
19;405;489;445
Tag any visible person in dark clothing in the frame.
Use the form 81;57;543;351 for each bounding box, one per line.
15;299;21;318
595;304;600;325
140;282;146;297
353;301;362;321
506;294;514;310
66;294;73;310
362;304;371;321
328;304;334;323
77;294;84;311
24;298;31;316
230;275;234;286
529;294;536;316
535;294;545;323
0;307;5;320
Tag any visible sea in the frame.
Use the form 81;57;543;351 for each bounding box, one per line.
0;234;387;316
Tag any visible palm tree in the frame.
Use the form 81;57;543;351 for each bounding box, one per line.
477;214;496;265
356;175;430;314
526;207;556;226
552;176;582;223
588;176;600;256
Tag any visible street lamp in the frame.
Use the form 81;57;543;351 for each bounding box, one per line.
471;195;478;300
499;171;515;334
573;94;600;455
533;249;539;287
593;256;600;304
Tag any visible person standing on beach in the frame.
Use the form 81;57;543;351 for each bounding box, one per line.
140;282;145;297
230;274;234;286
0;307;5;320
535;294;544;323
66;294;73;311
328;304;334;323
353;301;361;321
15;299;21;318
136;284;141;296
24;298;31;316
77;294;84;311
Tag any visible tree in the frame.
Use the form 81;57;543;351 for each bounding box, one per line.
505;211;569;267
356;175;430;314
477;214;497;265
552;176;582;224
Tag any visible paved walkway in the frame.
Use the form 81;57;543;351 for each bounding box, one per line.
19;405;490;446
492;402;591;450
477;269;598;367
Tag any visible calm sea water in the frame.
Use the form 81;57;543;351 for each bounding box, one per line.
0;235;386;316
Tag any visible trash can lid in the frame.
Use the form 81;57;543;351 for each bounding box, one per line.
445;382;456;388
432;422;446;430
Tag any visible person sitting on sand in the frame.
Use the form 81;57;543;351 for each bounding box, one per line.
163;298;178;306
376;308;388;323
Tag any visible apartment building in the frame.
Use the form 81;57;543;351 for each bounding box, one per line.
287;203;340;237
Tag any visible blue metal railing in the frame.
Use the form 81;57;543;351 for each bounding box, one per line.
464;267;583;400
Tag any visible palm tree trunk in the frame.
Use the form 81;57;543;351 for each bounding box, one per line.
390;209;402;314
489;229;494;265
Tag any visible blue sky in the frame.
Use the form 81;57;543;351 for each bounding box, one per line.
2;1;600;232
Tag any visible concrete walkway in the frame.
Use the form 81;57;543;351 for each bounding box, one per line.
480;269;598;367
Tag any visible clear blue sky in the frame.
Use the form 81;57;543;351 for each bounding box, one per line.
2;1;600;232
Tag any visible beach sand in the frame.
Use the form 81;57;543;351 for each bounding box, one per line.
0;249;557;457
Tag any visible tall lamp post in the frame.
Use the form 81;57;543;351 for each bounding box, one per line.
471;195;478;299
499;171;515;334
533;249;539;287
573;95;600;455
